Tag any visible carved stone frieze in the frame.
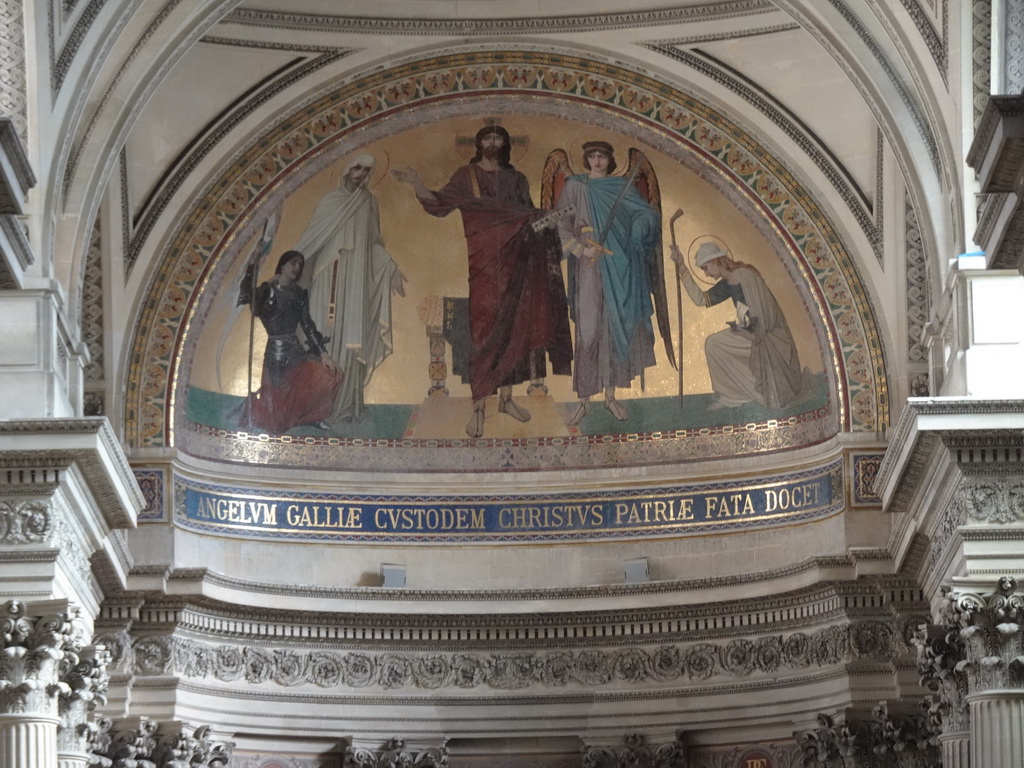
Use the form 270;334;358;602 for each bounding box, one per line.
962;477;1024;524
112;618;910;692
346;738;446;768
583;734;686;768
0;601;76;714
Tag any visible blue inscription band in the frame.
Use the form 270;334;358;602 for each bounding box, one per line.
173;460;842;543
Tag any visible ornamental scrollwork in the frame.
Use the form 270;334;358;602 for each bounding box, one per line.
137;618;910;692
963;479;1024;524
344;738;447;768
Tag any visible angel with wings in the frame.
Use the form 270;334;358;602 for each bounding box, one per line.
542;141;675;426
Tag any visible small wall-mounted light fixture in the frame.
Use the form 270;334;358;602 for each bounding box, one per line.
380;563;407;588
623;557;650;583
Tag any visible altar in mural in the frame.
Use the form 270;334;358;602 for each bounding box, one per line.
183;113;829;464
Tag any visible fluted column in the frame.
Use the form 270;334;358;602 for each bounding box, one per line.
939;731;971;768
0;712;59;767
968;691;1024;768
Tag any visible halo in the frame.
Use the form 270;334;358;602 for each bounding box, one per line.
687;234;731;287
454;116;530;164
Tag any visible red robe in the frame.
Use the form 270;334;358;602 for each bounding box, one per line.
422;163;572;400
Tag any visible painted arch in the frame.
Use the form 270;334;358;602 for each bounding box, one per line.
125;50;887;472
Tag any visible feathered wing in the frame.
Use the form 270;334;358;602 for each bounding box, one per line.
214;215;277;392
540;148;573;210
626;147;675;370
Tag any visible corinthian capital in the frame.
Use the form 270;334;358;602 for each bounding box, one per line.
57;644;111;752
949;576;1024;693
914;600;970;733
0;600;76;714
583;734;687;768
345;738;448;768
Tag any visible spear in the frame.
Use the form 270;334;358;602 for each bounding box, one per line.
669;209;684;407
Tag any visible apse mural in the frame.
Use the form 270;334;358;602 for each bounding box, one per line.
126;51;889;472
184;115;828;449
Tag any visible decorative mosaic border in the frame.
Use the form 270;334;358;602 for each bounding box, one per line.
126;51;888;462
850;452;884;508
133;467;166;522
646;43;883;261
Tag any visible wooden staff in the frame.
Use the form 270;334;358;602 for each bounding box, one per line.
669;209;684;407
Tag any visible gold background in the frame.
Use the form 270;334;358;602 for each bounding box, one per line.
192;114;824;406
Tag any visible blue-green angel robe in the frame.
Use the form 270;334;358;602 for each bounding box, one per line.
556;173;658;398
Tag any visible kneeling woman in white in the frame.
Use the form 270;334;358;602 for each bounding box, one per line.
671;241;803;411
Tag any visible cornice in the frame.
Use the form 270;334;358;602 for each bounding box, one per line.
149;556;870;606
115;578;926;655
0;418;144;529
966;93;1024;174
221;3;777;36
876;398;1024;513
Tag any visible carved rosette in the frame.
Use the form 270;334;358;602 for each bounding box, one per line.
0;499;53;544
950;576;1024;693
56;644;111;753
0;601;76;715
345;737;447;768
583;734;687;768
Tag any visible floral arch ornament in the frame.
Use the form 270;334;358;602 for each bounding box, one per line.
125;50;887;465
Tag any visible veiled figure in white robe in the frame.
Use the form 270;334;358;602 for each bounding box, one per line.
680;251;803;411
295;154;401;422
